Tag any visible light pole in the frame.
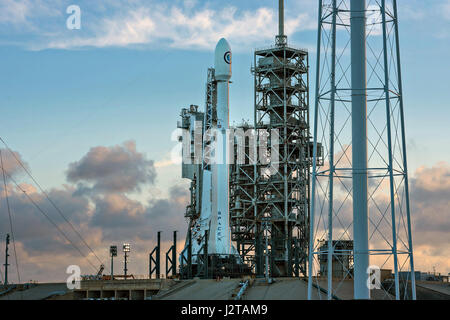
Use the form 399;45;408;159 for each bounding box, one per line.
110;245;117;280
123;243;130;278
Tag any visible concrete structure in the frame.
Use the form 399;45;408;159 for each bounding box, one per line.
318;240;353;279
245;278;320;300
73;279;177;300
158;279;241;300
0;283;68;300
158;278;323;300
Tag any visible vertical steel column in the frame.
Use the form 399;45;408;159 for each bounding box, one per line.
149;253;152;279
173;231;177;277
204;230;209;279
187;228;192;279
308;0;323;300
166;231;177;278
265;220;270;281
255;224;264;277
124;252;128;278
279;0;284;37
111;255;114;280
381;0;400;300
149;231;161;279
392;0;416;300
326;0;338;300
4;234;10;285
276;0;287;46
253;50;259;278
283;40;289;277
157;231;161;278
351;0;370;300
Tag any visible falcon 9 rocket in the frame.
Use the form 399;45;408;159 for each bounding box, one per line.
181;38;238;267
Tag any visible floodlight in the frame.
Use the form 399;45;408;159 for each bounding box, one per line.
110;245;117;257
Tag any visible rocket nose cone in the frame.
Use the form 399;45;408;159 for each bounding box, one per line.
215;38;231;54
214;38;232;80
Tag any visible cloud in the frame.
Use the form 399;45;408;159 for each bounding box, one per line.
410;162;450;236
2;0;449;50
91;193;147;229
2;142;450;281
0;148;29;177
0;0;61;30
442;0;450;21
90;185;189;241
0;0;30;25
66;140;156;195
45;5;264;50
0;184;92;257
0;144;189;282
408;162;450;273
1;0;316;51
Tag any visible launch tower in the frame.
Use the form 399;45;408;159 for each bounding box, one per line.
230;0;311;278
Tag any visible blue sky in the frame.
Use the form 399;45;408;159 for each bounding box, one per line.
0;0;448;190
0;0;449;281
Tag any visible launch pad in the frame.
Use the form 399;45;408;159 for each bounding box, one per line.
180;254;252;280
154;0;418;300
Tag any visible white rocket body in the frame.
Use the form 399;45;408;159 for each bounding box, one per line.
209;38;233;255
185;38;237;262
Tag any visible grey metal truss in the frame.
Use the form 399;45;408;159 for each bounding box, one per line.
307;0;416;300
251;43;311;277
230;121;259;274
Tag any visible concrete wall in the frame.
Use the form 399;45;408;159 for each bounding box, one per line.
74;279;176;300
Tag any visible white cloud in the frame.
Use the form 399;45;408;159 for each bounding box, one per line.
0;0;61;29
443;0;450;20
23;1;316;51
0;0;30;25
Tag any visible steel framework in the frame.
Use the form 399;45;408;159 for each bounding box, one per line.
229;121;260;274
307;0;416;300
252;43;310;277
229;0;311;278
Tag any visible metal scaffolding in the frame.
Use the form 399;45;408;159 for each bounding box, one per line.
251;43;310;277
230;1;311;276
229;121;259;274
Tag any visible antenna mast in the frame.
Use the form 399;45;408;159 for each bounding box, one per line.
276;0;287;46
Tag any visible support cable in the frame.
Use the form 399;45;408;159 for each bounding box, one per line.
0;137;105;270
2;168;98;273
